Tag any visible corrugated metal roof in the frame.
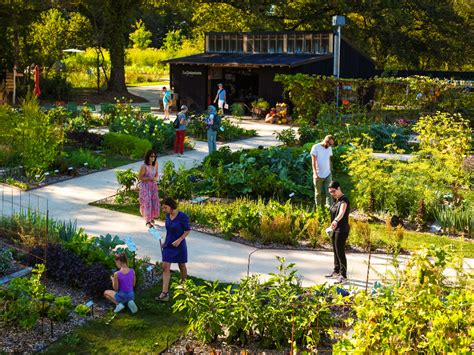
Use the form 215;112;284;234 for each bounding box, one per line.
165;53;333;67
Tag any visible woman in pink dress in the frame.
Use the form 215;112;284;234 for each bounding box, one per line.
139;150;160;228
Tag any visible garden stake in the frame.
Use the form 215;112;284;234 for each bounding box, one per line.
41;288;46;334
50;319;54;338
246;249;258;277
365;242;372;293
290;305;295;354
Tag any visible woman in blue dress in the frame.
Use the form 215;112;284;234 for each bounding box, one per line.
156;197;190;301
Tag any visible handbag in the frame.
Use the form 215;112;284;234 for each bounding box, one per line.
224;103;229;109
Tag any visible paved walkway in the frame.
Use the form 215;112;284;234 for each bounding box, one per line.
2;86;471;287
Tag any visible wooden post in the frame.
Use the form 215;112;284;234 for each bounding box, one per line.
12;67;16;105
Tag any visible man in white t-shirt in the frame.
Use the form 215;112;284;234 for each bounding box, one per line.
310;135;335;208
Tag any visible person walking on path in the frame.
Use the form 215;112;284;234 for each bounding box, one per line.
104;253;138;313
311;135;335;208
325;181;350;284
156;197;190;302
139;150;160;228
174;105;189;156
213;83;226;114
162;86;171;120
205;105;218;154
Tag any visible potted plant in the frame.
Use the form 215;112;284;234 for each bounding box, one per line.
251;98;270;118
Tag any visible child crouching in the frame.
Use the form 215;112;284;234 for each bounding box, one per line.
104;253;138;313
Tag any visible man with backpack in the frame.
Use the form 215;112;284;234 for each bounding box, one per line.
205;105;221;154
174;105;189;156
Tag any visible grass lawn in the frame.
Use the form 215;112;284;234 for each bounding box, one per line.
369;223;474;257
64;146;138;170
44;275;187;354
92;200;474;258
99;153;138;169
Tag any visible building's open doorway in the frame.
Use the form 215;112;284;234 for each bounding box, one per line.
208;67;259;109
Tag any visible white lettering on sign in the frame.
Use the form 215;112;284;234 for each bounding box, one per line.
183;71;202;76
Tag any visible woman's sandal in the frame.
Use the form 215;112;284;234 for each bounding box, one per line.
146;221;154;228
155;292;169;302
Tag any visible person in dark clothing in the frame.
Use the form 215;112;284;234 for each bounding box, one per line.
325;181;350;284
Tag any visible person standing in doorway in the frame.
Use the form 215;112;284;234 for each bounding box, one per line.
162;86;171;120
325;181;350;284
311;135;335;208
213;83;226;114
174;105;189;156
205;105;218;154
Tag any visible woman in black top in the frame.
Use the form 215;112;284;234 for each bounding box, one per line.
326;181;350;283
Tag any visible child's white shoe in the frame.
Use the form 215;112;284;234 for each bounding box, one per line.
127;300;138;314
114;303;125;313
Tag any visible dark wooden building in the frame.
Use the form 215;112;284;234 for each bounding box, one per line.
166;31;375;111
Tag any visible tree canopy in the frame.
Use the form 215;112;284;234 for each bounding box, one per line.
0;0;472;94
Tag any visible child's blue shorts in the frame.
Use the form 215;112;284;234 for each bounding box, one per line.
114;290;135;303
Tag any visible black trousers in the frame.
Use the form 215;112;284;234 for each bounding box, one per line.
332;230;349;278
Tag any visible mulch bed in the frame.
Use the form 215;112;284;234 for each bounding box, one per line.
164;306;352;354
0;248;162;353
0;278;110;353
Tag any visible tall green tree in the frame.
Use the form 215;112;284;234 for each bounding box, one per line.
31;8;92;69
74;0;137;93
0;0;50;70
129;19;153;49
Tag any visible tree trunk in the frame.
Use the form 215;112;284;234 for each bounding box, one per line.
107;37;127;93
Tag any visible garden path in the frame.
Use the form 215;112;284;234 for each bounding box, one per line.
3;128;471;287
3;86;471;287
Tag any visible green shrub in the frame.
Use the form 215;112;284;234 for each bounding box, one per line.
74;304;91;316
3;177;28;190
369;123;411;151
48;296;73;322
274;128;298;146
103;132;152;159
115;168;138;193
230;103;245;117
158;161;194;200
345;112;472;223
39;73;71;101
174;258;341;350
109;104;175;152
178;198;330;245
1;96;63;171
187;115;257;142
335;246;474;353
67;149;105;169
0;248;13;274
1;264;46;329
275;74;473;123
433;205;474;237
46;106;72;124
349;219;387;251
251;98;270;111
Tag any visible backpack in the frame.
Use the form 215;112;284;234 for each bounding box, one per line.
173;115;181;129
211;114;222;131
